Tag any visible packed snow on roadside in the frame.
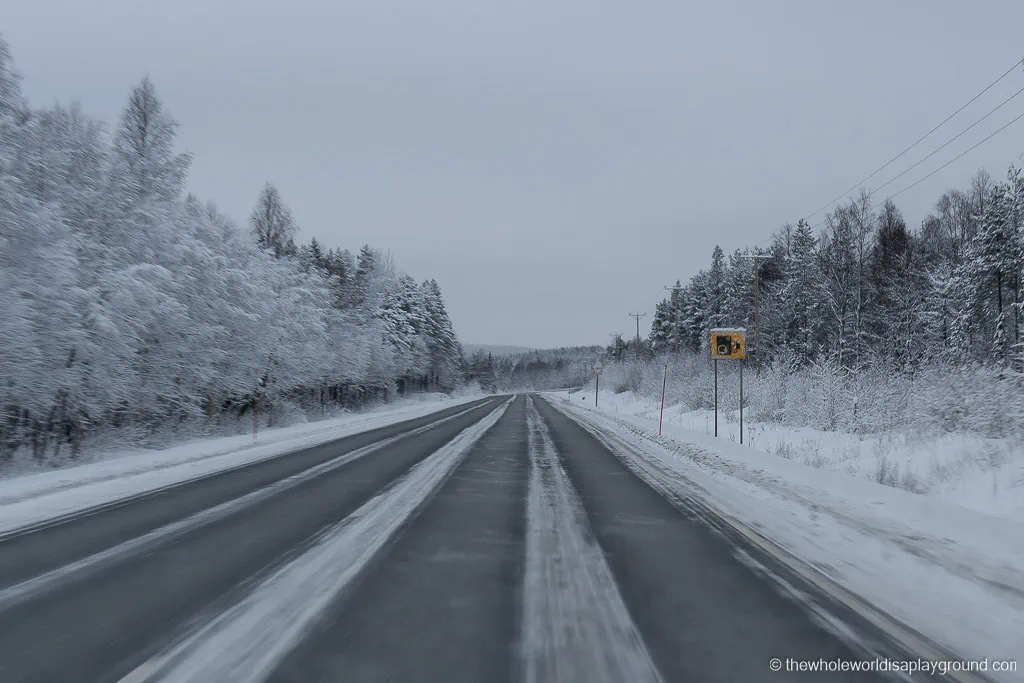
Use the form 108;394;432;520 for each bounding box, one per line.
549;390;1024;682
0;392;485;536
562;387;1024;522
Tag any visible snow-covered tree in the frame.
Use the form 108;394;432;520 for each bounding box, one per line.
0;36;465;463
250;183;297;259
420;279;462;390
779;219;821;362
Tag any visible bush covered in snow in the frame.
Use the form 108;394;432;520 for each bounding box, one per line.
598;353;1024;439
591;354;1024;518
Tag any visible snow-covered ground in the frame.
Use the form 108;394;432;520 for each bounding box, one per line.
549;389;1023;681
0;392;485;537
564;387;1024;522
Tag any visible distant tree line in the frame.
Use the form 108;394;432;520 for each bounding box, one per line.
643;169;1024;373
0;37;463;465
587;163;1024;440
461;346;606;392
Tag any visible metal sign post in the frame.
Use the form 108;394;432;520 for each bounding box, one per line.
593;361;603;408
713;359;718;437
709;328;746;443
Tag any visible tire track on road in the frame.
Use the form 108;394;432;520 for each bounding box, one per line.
0;401;492;611
121;397;513;683
523;395;663;683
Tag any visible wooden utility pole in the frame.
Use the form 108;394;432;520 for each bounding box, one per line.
629;312;646;345
659;362;668;436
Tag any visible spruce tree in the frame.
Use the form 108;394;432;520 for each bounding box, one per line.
780;219;821;362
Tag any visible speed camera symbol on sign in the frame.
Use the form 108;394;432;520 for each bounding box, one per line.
710;328;746;360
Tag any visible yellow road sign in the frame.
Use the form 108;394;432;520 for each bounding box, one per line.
710;328;746;360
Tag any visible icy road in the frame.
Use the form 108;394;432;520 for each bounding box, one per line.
0;395;988;683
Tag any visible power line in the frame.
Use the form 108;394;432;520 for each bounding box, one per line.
684;57;1024;261
812;106;1024;230
870;83;1024;197
886;109;1024;202
803;55;1024;222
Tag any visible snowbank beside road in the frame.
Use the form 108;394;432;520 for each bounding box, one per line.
0;393;486;536
547;392;1024;682
562;387;1024;522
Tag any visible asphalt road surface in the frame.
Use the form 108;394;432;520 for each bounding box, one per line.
0;394;905;683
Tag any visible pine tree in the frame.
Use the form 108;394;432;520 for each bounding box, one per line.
946;176;1022;364
867;200;914;359
723;249;751;328
684;272;709;353
420;279;461;390
649;299;671;352
0;36;27;122
975;174;1020;363
323;247;355;309
780;219;821;362
706;246;727;331
352;244;377;308
307;237;324;269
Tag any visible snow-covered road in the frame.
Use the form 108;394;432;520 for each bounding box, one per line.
0;393;1016;683
0;393;486;537
548;391;1022;682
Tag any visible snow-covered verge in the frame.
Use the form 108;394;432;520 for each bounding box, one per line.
0;392;486;536
547;392;1024;682
562;386;1024;523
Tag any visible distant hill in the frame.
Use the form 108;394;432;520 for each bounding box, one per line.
462;343;535;357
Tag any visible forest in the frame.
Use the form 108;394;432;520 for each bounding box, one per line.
463;345;606;392
601;167;1024;439
0;38;463;465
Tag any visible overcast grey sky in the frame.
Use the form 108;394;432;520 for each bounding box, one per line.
6;1;1024;348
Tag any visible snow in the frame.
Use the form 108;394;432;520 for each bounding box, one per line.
0;428;444;611
0;392;486;537
522;396;662;683
547;390;1024;682
566;387;1024;522
0;48;468;485
119;397;513;683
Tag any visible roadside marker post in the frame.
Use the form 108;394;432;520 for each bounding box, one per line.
659;363;668;436
709;328;747;444
593;361;603;408
253;376;266;441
